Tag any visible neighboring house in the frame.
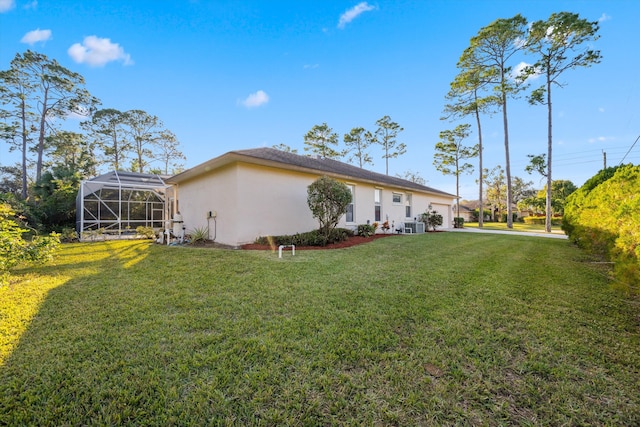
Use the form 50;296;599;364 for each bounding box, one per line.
454;205;474;223
166;148;456;247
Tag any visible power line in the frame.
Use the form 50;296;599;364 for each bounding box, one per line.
619;134;640;165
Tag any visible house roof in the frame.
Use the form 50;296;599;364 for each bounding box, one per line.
87;170;168;189
168;147;456;198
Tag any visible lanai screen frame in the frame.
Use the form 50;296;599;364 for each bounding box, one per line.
76;171;168;235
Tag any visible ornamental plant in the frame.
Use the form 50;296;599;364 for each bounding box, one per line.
421;210;444;231
0;203;60;284
357;224;375;237
307;176;352;243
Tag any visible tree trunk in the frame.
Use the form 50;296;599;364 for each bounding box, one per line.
456;159;460;225
113;134;119;171
475;104;484;228
502;87;513;228
35;86;49;183
19;97;28;199
545;74;553;233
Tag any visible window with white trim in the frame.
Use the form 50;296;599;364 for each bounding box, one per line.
345;185;355;223
374;188;382;222
392;193;402;204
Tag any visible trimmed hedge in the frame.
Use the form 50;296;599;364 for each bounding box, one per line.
254;228;355;247
562;165;640;291
523;216;562;226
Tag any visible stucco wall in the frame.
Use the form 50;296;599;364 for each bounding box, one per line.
234;164;320;244
173;164;240;246
344;183;453;232
173;161;454;247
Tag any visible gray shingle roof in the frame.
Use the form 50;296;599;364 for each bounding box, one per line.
231;147;455;197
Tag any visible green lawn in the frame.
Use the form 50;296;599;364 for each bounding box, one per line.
464;221;566;234
1;234;638;425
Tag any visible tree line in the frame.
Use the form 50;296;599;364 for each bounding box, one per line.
275;11;601;230
0;11;604;235
437;12;601;231
274;115;426;185
0;50;185;231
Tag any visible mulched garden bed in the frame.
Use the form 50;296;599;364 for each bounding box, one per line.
241;233;399;250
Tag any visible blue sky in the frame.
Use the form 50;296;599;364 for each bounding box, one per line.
1;0;638;199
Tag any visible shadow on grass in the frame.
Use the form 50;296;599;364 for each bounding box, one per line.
1;236;639;425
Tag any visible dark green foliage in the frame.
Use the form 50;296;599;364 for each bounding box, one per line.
32;166;82;230
453;217;465;228
471;208;492;222
563;165;640;291
375;115;406;175
500;212;518;223
0;166;23;196
303;123;341;159
357;224;375;237
307;176;352;240
0;203;60;283
255;227;354;247
421;210;444;231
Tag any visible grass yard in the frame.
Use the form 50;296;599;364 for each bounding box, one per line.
1;233;638;425
463;221;565;234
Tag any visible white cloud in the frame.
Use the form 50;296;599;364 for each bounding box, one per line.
512;61;540;82
24;0;37;9
303;64;319;70
338;2;376;29
588;136;614;144
598;107;605;113
0;0;15;12
240;90;269;108
598;13;611;23
68;36;133;67
21;28;52;45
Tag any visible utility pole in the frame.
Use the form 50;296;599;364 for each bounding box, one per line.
602;150;607;170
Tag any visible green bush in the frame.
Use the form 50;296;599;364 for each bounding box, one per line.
563;165;639;291
1;203;60;284
357;224;375;237
453;217;464;228
307;176;352;241
420;210;443;231
471;209;492;222
523;216;562;226
136;226;156;239
81;228;105;241
188;226;209;244
255;228;354;247
500;212;518;223
59;227;79;242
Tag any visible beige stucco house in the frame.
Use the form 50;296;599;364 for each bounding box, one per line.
166;148;456;247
